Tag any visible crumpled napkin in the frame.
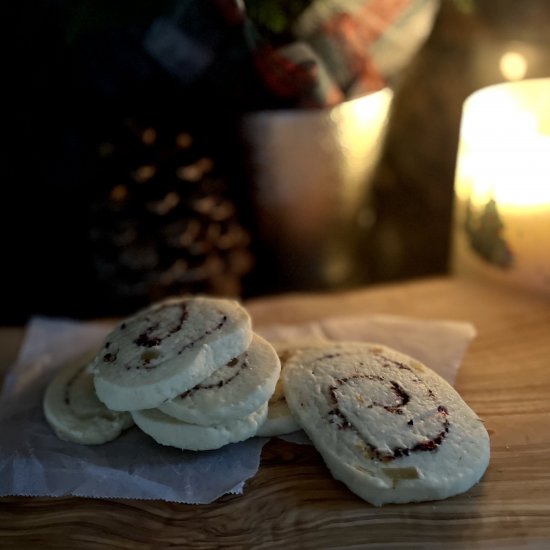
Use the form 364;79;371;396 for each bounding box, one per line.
0;313;475;503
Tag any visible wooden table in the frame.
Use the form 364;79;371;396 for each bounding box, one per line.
1;277;549;548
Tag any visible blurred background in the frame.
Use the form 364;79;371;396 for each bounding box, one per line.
5;0;550;324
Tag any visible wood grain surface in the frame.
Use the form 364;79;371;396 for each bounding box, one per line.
1;277;550;549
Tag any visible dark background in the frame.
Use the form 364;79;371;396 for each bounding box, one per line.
5;0;550;324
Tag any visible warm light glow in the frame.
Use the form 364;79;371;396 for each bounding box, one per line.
457;79;550;210
453;78;550;296
337;88;393;215
499;51;528;81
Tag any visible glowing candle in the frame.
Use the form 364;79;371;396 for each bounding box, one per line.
452;78;550;296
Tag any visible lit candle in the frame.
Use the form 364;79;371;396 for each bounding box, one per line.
452;78;550;296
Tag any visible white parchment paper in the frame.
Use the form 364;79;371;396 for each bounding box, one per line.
256;314;477;386
0;313;476;502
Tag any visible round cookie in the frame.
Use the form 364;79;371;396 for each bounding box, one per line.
43;351;134;445
257;339;326;437
282;342;490;506
93;296;252;411
256;386;300;437
159;334;280;426
132;403;268;451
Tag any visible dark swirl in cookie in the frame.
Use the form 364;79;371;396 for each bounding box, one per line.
318;353;450;462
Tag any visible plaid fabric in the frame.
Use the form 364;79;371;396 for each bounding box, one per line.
143;0;439;109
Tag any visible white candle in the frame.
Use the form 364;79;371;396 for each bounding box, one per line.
452;78;550;296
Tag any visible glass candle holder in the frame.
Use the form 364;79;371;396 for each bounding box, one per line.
452;78;550;296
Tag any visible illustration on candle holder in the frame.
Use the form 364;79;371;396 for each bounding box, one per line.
463;196;514;269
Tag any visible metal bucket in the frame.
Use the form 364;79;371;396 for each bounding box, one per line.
241;88;393;292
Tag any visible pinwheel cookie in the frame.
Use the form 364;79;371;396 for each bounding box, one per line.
256;339;327;437
132;403;268;451
159;334;280;426
43;351;133;444
283;342;490;506
92;296;252;411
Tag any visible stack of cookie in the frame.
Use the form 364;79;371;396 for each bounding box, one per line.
44;296;281;451
43;296;491;506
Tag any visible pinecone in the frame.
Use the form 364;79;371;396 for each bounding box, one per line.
89;109;253;314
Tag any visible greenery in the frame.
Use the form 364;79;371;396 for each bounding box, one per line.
243;0;312;39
